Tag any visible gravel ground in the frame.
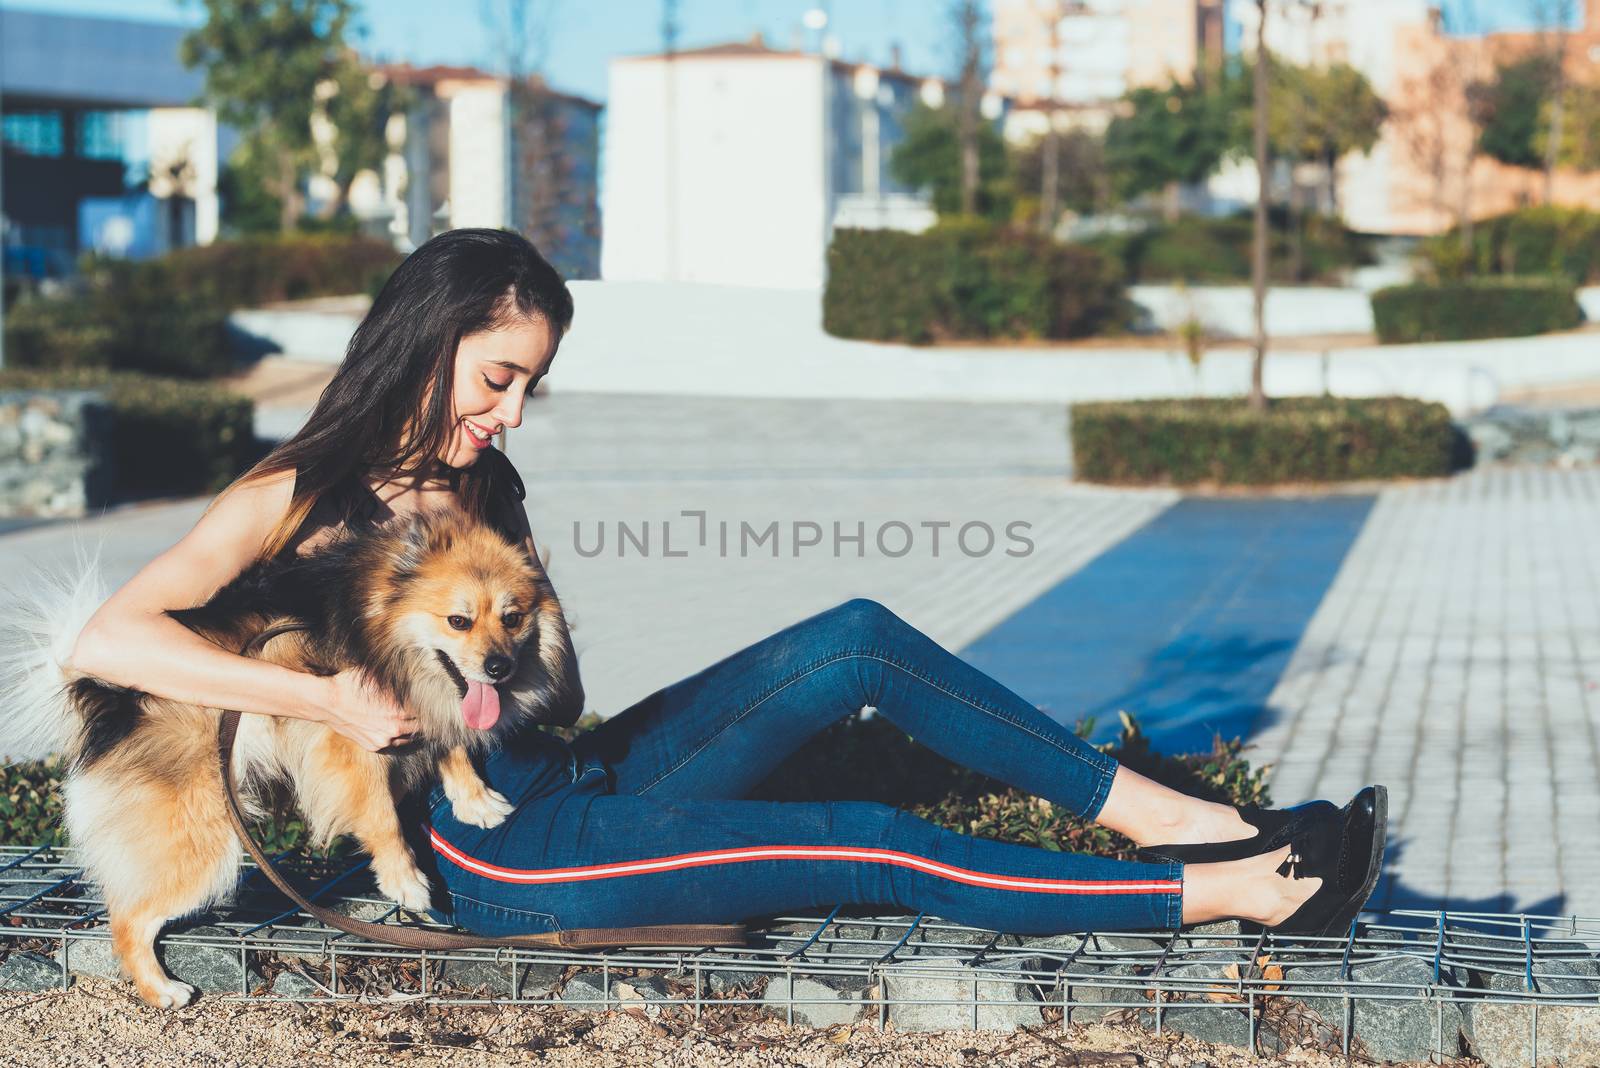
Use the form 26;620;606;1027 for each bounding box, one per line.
1;980;1480;1068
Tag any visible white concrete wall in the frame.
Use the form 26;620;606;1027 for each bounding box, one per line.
1130;284;1377;337
447;85;511;229
603;55;829;289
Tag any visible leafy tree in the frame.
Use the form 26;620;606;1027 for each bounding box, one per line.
1476;55;1559;169
1104;80;1235;213
181;0;371;230
889;104;1013;223
316;62;405;221
1536;83;1600;173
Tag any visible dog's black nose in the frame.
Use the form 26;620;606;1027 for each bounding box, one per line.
484;654;513;681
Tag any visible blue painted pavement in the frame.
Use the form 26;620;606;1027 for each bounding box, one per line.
959;496;1375;754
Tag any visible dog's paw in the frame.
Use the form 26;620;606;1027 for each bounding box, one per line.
139;976;198;1009
376;864;434;913
453;787;514;829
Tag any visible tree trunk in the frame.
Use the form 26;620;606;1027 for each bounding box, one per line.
1040;121;1059;235
1249;0;1270;413
277;154;300;232
960;108;979;216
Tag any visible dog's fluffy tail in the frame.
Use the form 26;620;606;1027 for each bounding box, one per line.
0;539;108;764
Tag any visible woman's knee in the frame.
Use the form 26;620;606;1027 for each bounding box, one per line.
822;597;905;644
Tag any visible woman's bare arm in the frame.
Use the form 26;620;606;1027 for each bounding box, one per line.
65;471;417;749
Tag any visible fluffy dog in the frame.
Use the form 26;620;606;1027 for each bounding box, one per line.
0;507;583;1007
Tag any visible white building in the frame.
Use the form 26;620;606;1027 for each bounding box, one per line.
343;64;602;279
602;37;955;290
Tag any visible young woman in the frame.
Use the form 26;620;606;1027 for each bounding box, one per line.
67;228;1385;944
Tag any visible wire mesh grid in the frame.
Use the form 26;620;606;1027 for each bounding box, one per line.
5;844;1600;1061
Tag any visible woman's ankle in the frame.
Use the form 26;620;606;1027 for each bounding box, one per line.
1100;768;1256;846
1181;848;1320;926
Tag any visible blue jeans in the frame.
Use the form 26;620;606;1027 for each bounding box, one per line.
423;598;1184;936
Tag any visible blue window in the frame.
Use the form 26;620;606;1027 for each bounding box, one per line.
2;111;64;157
77;111;130;161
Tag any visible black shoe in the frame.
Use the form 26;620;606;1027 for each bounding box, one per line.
1136;799;1340;865
1269;785;1388;939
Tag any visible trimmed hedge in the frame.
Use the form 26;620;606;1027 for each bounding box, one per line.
824;223;1128;344
1;713;1269;863
1071;396;1462;487
1422;207;1600;285
1088;214;1373;286
1371;277;1581;344
0;368;256;499
4;235;403;379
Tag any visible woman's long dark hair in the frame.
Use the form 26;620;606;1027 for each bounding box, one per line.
228;228;574;560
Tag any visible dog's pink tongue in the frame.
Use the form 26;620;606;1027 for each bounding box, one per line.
461;681;501;730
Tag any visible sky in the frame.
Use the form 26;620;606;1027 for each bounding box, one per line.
1;0;1580;105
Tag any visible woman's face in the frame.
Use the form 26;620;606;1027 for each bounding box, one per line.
437;316;557;469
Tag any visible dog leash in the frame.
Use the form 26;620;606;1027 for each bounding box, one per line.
216;625;745;952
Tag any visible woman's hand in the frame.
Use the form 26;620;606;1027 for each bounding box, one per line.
316;668;421;751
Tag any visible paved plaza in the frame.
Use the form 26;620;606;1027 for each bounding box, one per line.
3;390;1597;917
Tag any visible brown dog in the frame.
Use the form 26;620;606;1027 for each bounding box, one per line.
2;508;582;1006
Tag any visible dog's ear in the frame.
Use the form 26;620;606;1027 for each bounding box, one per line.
392;509;465;575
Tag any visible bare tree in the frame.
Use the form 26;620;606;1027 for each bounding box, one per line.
1531;0;1577;204
1391;3;1489;252
479;1;564;250
1249;0;1271;412
949;0;989;217
1038;1;1062;235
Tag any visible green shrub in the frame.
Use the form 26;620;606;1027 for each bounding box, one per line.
1371;277;1581;344
1089;214;1372;286
1071;396;1462;486
1;713;1270;864
1421;207;1600;284
0;368;256;499
824;223;1127;344
0;296;113;371
11;235;403;378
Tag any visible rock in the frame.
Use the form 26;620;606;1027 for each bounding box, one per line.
0;952;61;992
271;970;323;998
761;972;876;1029
1468;1000;1600;1068
1465;421;1515;462
55;938;120;980
1464;958;1600;1068
707;968;769;995
159;926;265;995
558;971;611;1008
762;973;874;1028
884;958;1043;1032
436;956;564;999
1183;921;1247;949
613;975;674;1015
1286;957;1465;1062
329;899;398;922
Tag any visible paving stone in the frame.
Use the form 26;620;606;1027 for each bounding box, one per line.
0;951;61;992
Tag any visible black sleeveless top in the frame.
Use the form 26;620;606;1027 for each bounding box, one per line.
279;448;526;562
